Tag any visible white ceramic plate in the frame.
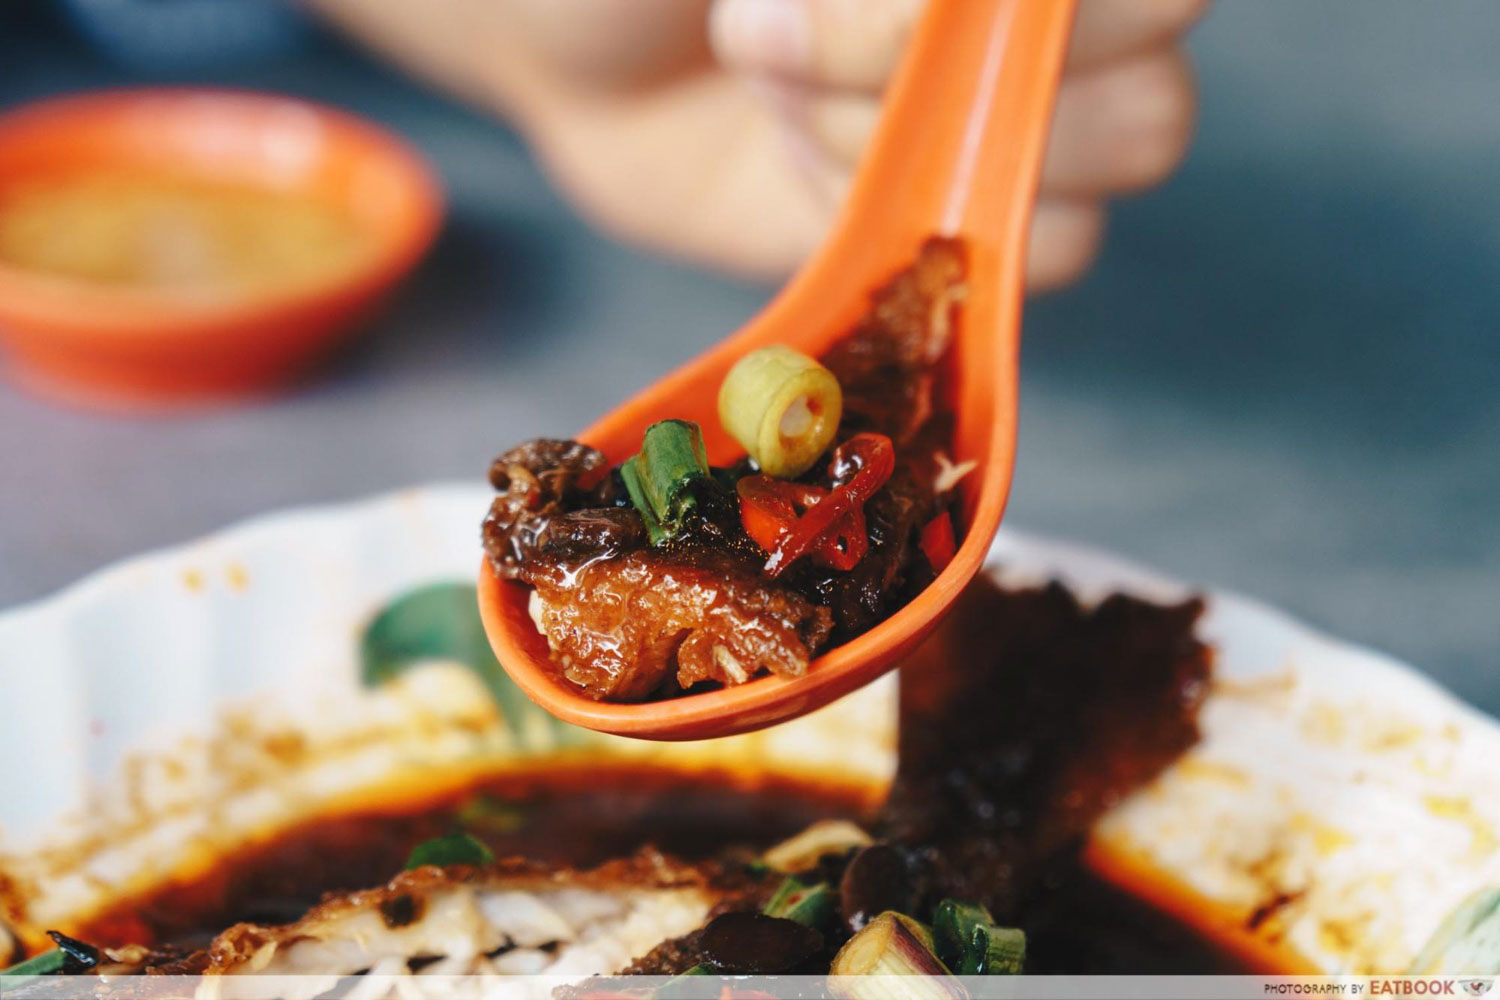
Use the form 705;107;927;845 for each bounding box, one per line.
0;483;1494;974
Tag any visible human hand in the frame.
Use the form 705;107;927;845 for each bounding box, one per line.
313;0;1206;288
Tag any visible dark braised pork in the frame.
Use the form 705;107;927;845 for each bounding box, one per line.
482;239;968;701
527;552;833;701
482;439;637;577
822;237;965;445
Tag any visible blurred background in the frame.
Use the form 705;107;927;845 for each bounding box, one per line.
0;0;1495;712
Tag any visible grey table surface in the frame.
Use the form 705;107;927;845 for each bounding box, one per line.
1;1;1496;711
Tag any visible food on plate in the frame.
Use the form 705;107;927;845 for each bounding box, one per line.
105;851;725;978
482;238;970;701
2;576;1230;985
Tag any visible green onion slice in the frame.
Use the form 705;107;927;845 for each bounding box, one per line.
0;949;67;982
404;832;496;871
932;898;1025;975
621;419;712;545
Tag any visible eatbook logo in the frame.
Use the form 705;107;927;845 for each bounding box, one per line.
1462;981;1493;997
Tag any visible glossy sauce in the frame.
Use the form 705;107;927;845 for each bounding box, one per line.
77;765;871;951
79;579;1237;973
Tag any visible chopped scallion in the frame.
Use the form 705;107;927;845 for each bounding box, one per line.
404;832;495;870
761;819;873;873
828;911;964;999
718;346;843;478
621;419;712;545
1;948;67;981
762;876;836;928
654;963;712;997
932;898;1025;975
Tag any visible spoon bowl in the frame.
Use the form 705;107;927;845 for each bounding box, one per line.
478;0;1078;740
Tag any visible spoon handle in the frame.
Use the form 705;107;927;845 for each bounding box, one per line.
791;0;1079;295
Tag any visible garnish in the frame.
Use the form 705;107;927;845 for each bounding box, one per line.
654;965;712;995
621;419;713;545
0;933;101;982
746;432;895;577
359;581;586;749
761;819;873;873
932;899;1025;975
0;949;66;979
719;345;843;478
738;476;868;572
919;513;957;573
404;832;496;870
828;911;965;999
762;876;836;928
659;876;835;989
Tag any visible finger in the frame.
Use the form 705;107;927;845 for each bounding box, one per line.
762;144;1113;294
1027;198;1106;292
1068;0;1210;70
754;41;1197;198
710;0;921;92
508;0;713;84
713;0;1209;88
1041;46;1196;197
747;79;856;213
752;78;879;168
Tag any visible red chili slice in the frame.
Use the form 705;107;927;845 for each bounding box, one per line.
738;476;815;550
920;510;957;572
740;432;894;578
815;504;868;571
737;475;869;572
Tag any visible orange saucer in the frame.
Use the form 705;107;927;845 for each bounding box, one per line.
0;88;443;408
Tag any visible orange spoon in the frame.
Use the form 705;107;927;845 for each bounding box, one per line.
479;0;1078;740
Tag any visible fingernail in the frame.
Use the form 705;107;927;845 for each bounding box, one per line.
711;0;813;77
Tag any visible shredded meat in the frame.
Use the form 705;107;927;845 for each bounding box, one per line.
482;440;632;578
529;552;834;701
822;238;966;444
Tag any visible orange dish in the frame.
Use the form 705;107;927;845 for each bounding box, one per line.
0;88;442;407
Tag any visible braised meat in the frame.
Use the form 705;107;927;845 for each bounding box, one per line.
482;440;633;578
481;238;969;701
822;237;965;445
528;552;833;700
